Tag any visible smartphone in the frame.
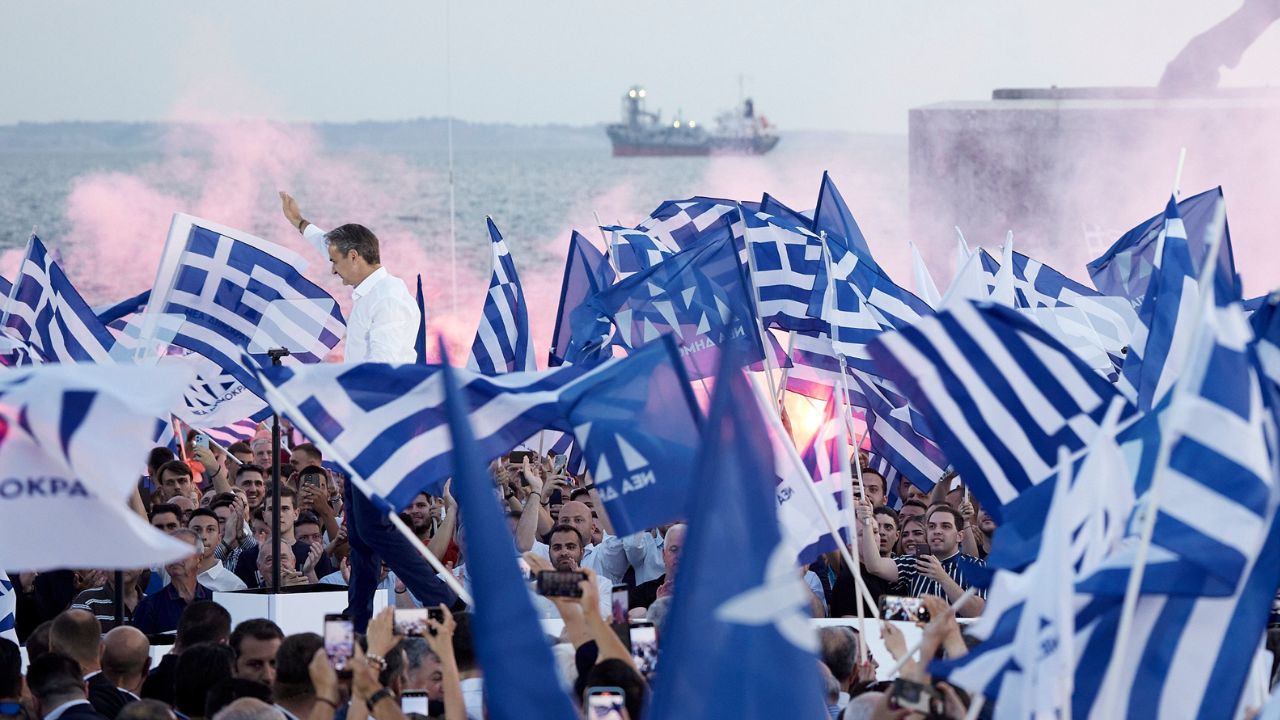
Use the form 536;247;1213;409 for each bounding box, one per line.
586;687;626;720
400;690;428;715
610;586;629;626
629;621;658;675
878;595;931;623
551;453;568;473
301;470;325;489
536;570;586;598
394;607;445;636
323;614;354;676
889;678;941;714
194;434;210;449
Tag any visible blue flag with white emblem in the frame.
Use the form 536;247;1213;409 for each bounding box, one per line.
571;230;764;380
437;344;578;720
551;231;615;367
646;338;825;720
560;337;702;536
812;171;882;277
468;218;537;374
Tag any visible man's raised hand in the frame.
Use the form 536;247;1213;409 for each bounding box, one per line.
279;191;304;229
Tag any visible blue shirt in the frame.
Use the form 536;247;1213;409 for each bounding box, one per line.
130;582;214;635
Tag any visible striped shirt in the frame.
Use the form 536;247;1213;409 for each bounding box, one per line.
897;552;987;601
70;585;134;632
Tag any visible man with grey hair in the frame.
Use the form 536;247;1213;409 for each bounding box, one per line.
210;698;283;720
400;636;444;701
132;530;214;635
279;192;457;634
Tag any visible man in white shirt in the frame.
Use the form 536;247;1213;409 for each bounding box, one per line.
279;192;418;364
279;193;456;633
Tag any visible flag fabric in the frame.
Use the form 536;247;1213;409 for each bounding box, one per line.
868;302;1135;518
0;275;10;298
848;371;949;494
982;249;1100;311
602;226;676;280
1083;297;1277;598
94;288;152;328
1117;198;1202;411
1;235;117;363
0;364;198;571
795;391;853;563
646;341;825;720
1088;187;1238;307
940;249;990;310
550;231;615;367
637;196;742;251
468;218;537;374
783;332;848;400
571;230;764;381
909;240;941;309
0;572;15;642
436;347;579;720
141;214;345;400
204;418;262;447
253;358;605;510
415;274;427;365
811;171;879;275
160;352;271;430
759;192;813;229
741;209;827;333
559;338;703;536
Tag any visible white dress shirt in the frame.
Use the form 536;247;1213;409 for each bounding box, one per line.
531;533;629;585
303;225;419;363
199;562;248;592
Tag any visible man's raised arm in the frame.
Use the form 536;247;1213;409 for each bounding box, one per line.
280;191;329;258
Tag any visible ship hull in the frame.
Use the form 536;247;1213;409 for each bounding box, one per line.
608;136;780;157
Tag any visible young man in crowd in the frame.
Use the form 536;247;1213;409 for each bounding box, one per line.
140;601;232;706
25;653;106;720
148;505;182;534
155;462;199;505
229;620;284;689
858;504;986;617
187;510;248;592
234;466;268;510
68;569;147;633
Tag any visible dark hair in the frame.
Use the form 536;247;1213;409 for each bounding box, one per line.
325;224;381;265
175;601;232;650
157;460;193;483
273;633;323;701
872;506;900;531
291;443;321;462
265;485;298;504
148;447;176;474
25;621;54;664
188;508;220;524
25;652;84;702
568;488;591;502
927;504;965;532
0;638;21;698
451;613;476;672
118;700;175;720
236;465;267;482
230;619;284;659
205;678;273;719
295;511;321;530
149;503;182;522
210;494;237;512
582;659;647;720
49;609;101;669
818;626;857;684
901;499;929;513
175;642;235;716
227;441;252;457
547;524;585;548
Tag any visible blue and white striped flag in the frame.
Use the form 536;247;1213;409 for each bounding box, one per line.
784;332;849;400
796;392;853;563
0;572;14;642
742;209;827;333
0;364;198;571
468;218;537;374
869;302;1136;518
141;214;345;400
1118;198;1201;411
252;357;614;510
637;196;742;250
848;370;948;494
1;234;117;363
602;226;675;280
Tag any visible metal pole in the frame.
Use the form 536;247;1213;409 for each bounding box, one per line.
268;349;291;591
112;570;124;627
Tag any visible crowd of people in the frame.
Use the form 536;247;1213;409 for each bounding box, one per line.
3;422;1010;720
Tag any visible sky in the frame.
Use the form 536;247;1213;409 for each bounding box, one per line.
4;1;1280;133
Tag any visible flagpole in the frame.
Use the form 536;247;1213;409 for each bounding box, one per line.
257;373;474;606
1171;147;1187;199
444;0;458;318
832;375;869;661
1100;199;1226;719
774;330;796;410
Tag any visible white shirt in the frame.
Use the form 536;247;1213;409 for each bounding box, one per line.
303;225;419;363
199;562;248;592
623;531;667;585
532;533;630;585
460;677;484;720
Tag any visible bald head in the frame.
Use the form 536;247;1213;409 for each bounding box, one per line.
50;609;102;672
556;500;593;542
102;626;151;691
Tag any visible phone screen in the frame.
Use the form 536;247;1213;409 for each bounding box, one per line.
323;615;354;673
586;688;625;720
394;608;444;636
400;691;428;715
536;570;586;598
629;623;658;675
878;595;930;623
610;586;629;625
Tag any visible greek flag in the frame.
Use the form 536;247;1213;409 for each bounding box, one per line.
796;391;853;563
0;572;14;642
0;364;198;571
551;231;615;367
468;218;537;374
1088;186;1239;308
1084;296;1277;598
637;196;742;250
869;302;1135;518
1;234;117;364
1118;199;1202;411
1250;292;1280;417
742;209;827;333
141;214;345;400
602;226;675;280
94;288;152;328
783;332;848;400
759;192;813;229
848;371;948;494
812;171;881;276
252;357;615;510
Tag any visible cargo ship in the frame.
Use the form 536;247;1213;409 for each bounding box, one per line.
605;85;780;157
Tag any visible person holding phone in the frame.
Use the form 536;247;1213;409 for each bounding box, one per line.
859;503;986;618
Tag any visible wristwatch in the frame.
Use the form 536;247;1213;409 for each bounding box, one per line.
366;687;395;712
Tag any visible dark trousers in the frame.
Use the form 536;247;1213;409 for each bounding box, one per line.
343;480;457;632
